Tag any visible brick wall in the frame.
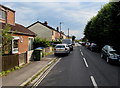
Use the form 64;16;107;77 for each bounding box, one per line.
12;34;34;54
7;10;15;25
0;5;15;25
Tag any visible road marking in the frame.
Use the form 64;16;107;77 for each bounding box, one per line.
81;52;84;56
83;57;88;68
80;49;81;51
32;58;61;88
90;76;98;88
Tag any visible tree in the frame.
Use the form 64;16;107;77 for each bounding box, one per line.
84;2;120;53
72;36;76;41
2;24;12;55
33;37;50;49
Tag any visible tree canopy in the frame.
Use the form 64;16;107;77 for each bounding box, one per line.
84;2;120;53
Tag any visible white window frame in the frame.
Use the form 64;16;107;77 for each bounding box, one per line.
28;37;34;51
12;36;19;54
0;10;6;20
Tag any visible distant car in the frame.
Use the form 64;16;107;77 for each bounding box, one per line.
62;39;73;51
90;43;98;52
85;42;91;49
54;44;70;56
101;45;120;63
81;42;86;46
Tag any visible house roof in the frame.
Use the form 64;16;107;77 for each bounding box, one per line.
27;21;59;33
0;4;15;12
1;23;37;36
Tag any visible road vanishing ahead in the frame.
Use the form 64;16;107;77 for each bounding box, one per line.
38;44;120;87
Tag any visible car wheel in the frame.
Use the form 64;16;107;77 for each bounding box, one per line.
106;57;111;64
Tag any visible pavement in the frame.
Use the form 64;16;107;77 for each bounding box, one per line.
1;54;57;87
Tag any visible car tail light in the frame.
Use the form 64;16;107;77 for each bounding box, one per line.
54;48;56;51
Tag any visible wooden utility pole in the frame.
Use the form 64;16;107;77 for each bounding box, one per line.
68;28;69;39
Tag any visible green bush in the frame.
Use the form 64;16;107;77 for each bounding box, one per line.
33;37;50;49
49;40;62;47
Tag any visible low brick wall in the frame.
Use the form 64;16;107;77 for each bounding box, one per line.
18;52;27;66
45;47;53;53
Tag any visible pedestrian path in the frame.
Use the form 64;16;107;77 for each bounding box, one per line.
2;54;56;86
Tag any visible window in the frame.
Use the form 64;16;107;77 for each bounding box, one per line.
52;31;54;35
12;36;19;54
28;37;34;51
12;39;19;53
56;45;65;48
0;10;6;20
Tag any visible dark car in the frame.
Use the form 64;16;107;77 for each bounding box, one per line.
85;42;91;49
81;42;86;46
101;45;120;64
89;43;98;52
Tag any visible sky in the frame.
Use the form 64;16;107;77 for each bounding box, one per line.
1;1;109;39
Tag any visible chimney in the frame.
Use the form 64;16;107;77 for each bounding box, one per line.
44;21;48;25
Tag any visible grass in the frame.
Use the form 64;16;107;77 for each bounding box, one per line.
0;64;29;76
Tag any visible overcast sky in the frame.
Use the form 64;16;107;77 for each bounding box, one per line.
2;1;109;39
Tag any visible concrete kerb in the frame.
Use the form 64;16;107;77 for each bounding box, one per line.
31;58;61;88
20;57;58;87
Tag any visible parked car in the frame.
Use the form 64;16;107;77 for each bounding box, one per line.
89;43;98;52
101;45;120;63
54;44;70;56
85;42;91;49
62;39;73;51
81;42;86;46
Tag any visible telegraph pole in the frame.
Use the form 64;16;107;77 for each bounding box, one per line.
68;28;69;39
60;22;63;39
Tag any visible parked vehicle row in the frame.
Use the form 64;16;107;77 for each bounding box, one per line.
79;42;120;64
80;42;99;52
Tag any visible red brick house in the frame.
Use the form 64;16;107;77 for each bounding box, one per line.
0;5;36;69
0;5;36;54
1;23;36;54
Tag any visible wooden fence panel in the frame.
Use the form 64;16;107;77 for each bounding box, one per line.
2;54;19;71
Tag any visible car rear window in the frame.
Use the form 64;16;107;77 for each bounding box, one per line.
56;45;65;48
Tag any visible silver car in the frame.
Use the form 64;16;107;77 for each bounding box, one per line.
54;44;70;55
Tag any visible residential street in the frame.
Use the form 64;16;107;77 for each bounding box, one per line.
38;44;120;87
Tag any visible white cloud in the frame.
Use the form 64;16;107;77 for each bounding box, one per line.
2;2;108;39
1;0;109;2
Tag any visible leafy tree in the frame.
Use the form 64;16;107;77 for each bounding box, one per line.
84;2;120;53
33;37;50;49
72;35;76;41
2;24;12;55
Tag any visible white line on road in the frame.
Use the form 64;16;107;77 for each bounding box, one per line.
90;76;98;88
83;57;88;68
33;58;62;88
80;49;81;51
81;52;84;56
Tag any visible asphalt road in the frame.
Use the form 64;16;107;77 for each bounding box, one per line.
38;44;120;87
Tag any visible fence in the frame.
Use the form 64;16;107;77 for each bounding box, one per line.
2;54;19;71
18;52;27;66
2;52;27;71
